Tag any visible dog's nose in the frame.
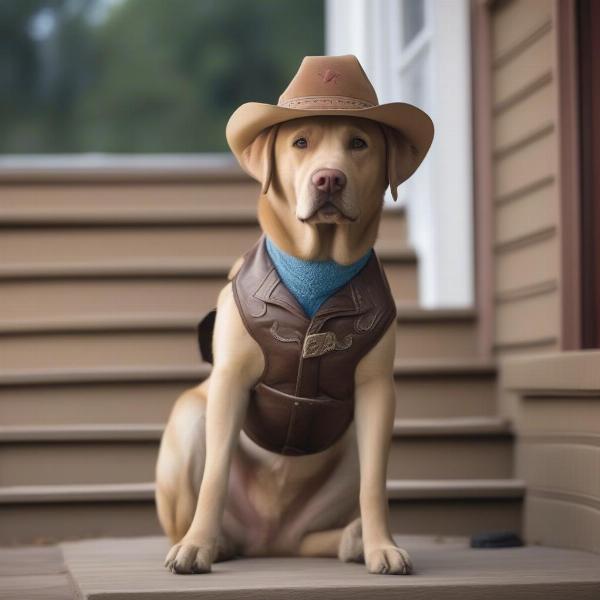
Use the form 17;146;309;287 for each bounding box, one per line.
311;169;347;194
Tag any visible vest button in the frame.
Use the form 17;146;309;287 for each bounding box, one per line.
294;401;299;406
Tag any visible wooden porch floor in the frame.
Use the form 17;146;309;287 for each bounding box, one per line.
3;535;600;599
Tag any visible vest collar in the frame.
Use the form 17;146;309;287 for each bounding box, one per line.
252;235;375;323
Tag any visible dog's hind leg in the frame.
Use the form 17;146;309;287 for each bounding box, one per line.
297;528;345;557
297;518;364;561
337;517;364;562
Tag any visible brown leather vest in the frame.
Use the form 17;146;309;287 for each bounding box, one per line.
197;234;397;456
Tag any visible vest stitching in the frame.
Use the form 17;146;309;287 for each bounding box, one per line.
270;321;302;345
249;268;276;318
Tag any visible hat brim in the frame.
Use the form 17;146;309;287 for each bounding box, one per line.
225;101;434;184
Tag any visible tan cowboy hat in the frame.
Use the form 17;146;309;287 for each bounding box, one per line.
226;54;434;188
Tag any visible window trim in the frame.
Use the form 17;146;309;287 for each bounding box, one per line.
327;0;474;308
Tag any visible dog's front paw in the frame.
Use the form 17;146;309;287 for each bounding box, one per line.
365;543;412;575
164;539;216;574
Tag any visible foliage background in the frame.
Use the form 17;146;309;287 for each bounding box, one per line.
0;0;324;153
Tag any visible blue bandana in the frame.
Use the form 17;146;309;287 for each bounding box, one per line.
265;236;373;318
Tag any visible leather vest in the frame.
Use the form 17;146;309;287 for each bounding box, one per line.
197;234;397;456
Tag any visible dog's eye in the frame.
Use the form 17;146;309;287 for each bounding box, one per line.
293;137;308;149
351;137;368;149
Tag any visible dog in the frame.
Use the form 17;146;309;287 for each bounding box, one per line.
155;113;417;575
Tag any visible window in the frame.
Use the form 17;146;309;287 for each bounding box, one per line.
326;0;474;307
402;0;425;47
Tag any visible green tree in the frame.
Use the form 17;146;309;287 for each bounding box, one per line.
0;0;324;153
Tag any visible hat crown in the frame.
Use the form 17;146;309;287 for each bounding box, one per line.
277;55;379;110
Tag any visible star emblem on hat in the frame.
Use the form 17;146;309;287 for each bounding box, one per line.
318;69;341;84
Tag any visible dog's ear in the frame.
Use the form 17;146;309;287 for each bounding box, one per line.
238;124;280;195
380;124;418;201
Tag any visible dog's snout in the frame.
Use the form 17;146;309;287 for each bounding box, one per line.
311;169;347;194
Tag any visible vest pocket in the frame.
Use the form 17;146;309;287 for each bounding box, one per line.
242;382;354;456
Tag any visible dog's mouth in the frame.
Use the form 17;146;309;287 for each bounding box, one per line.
299;196;357;225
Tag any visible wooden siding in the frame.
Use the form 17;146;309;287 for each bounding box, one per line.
503;351;600;555
490;0;561;355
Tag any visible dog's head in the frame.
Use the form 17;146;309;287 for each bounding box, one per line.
238;115;414;262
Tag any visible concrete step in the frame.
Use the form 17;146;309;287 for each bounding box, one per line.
0;359;497;426
0;305;482;372
0;479;524;545
0;417;513;487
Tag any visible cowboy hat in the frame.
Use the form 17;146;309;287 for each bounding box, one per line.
225;54;434;195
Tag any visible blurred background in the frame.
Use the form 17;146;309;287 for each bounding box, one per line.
0;0;324;153
1;0;600;584
0;0;474;308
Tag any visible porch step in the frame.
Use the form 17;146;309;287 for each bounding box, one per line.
388;478;523;537
1;477;522;504
4;534;600;600
0;251;417;322
0;156;262;219
57;534;600;600
0;543;74;600
0;479;524;545
394;306;479;359
0;483;161;546
393;358;497;418
387;478;524;500
389;417;513;479
0;158;407;236
0;358;497;427
0;417;513;487
0;482;155;504
0;306;483;373
0;241;415;282
0;219;263;265
0;305;482;381
0;212;414;269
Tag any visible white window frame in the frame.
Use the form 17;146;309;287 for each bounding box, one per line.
326;0;474;308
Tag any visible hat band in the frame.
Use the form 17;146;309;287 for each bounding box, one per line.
277;95;376;110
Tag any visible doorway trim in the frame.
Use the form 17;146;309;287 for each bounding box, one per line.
556;0;582;350
577;0;600;349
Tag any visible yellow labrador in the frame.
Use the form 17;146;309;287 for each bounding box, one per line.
156;115;413;575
